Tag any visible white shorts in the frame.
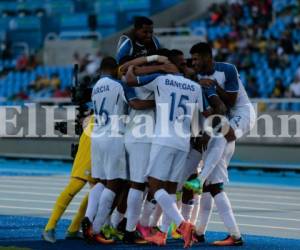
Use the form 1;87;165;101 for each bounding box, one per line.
204;141;236;185
91;136;127;180
179;149;202;186
125;142;151;183
145;144;188;182
230;104;256;139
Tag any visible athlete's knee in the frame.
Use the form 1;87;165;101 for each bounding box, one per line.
208;183;224;197
66;178;86;197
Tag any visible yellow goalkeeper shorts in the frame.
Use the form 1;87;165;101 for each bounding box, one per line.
71;116;95;183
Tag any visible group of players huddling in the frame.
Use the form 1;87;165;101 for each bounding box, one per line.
42;16;256;248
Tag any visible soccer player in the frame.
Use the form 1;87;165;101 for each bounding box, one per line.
116;16;160;63
42;116;95;243
125;52;211;248
82;57;155;244
185;42;256;246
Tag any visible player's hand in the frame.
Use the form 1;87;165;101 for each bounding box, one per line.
184;178;202;194
157;55;169;64
192;133;210;153
161;63;178;73
198;78;217;88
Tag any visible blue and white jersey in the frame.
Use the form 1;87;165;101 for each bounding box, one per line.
197;62;251;110
124;86;155;144
116;35;160;63
137;73;204;152
92;76;136;136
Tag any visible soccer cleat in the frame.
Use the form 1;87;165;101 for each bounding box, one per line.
42;229;56;243
136;223;152;239
81;217;93;240
101;225;124;241
194;233;205;243
169;222;182;239
177;221;195;248
65;230;84;240
184;178;202;194
93;233;115;244
144;230;167;246
123;230;148;244
212;235;243;246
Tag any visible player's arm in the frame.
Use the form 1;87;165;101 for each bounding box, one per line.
123;81;155;110
204;86;227;116
134;63;178;75
124;65;160;87
119;55;168;73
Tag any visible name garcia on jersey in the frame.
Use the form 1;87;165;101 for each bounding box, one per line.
165;79;195;92
92;85;110;96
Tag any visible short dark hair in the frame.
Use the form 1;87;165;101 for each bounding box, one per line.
190;42;212;58
100;57;118;71
134;16;153;29
170;49;184;56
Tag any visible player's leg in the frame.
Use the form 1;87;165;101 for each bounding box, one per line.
209;142;243;246
92;179;124;234
43;177;86;243
124;143;150;243
146;147;194;247
194;185;214;243
66;193;88;239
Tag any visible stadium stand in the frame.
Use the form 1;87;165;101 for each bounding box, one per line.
0;0;300;108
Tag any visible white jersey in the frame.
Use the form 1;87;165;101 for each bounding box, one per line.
92;76;129;136
124;86;155;144
197;62;252;115
137;73;204;152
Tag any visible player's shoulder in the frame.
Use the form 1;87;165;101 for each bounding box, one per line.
214;62;237;73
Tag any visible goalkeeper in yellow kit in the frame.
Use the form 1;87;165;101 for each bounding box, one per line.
42;116;96;243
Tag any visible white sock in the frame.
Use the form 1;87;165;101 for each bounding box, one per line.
92;188;116;234
181;202;194;221
191;194;201;224
154;189;184;227
200;137;227;182
110;209;124;228
140;199;156;227
159;194;176;233
176;199;182;211
149;205;162;227
214;192;241;239
126;188;144;232
85;182;104;221
196;192;213;235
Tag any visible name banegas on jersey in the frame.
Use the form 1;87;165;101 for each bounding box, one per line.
165;79;195;92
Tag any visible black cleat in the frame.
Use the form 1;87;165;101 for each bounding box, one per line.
194;233;205;243
123;230;148;244
81;217;93;240
117;217;127;233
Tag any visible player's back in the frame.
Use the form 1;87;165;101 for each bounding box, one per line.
92;76;127;136
148;74;203;152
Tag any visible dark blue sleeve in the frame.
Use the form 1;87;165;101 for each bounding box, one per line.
123;84;137;101
153;36;161;49
116;38;132;63
202;92;209;111
224;65;239;92
204;85;217;98
137;73;162;86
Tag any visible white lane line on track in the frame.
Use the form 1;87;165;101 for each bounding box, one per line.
0;184;90;192
230;198;300;207
212;212;300;222
232;205;300;214
0;197;81;205
228;192;300;201
0;190;86;198
0;179;69;186
0;205;76;213
210;221;300;231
